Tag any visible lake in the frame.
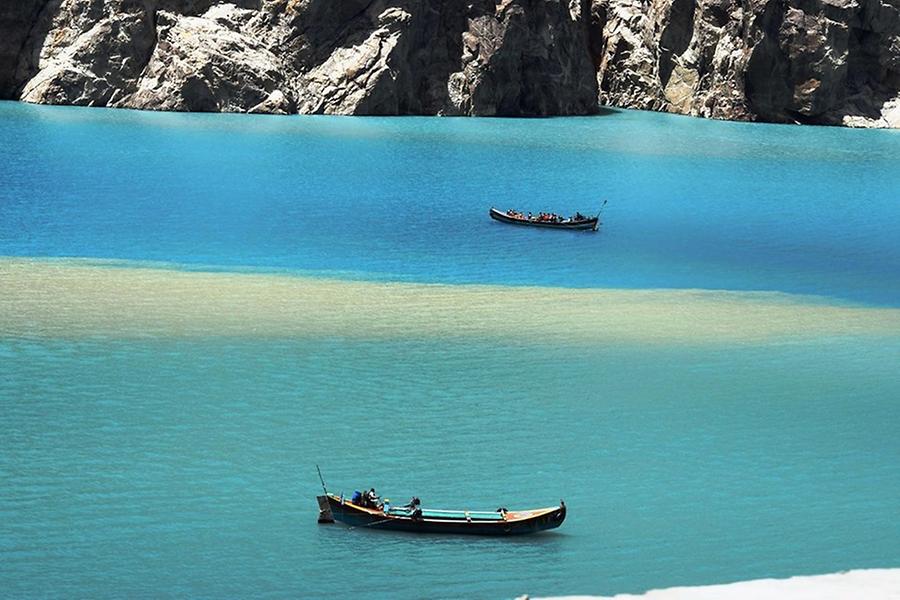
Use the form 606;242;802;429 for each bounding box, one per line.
1;101;898;598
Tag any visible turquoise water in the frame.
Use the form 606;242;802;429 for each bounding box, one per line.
1;101;899;304
2;101;900;598
3;337;899;598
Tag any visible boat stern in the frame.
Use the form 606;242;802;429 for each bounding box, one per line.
316;495;334;523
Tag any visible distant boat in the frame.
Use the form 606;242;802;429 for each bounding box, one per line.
489;207;600;231
317;492;566;536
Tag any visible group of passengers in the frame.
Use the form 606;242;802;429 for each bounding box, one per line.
505;208;586;223
352;488;423;518
352;488;382;509
506;209;561;222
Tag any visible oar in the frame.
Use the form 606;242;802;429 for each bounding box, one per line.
595;199;608;230
346;515;398;530
316;464;328;495
347;503;421;530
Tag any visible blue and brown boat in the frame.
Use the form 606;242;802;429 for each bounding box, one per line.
316;492;566;536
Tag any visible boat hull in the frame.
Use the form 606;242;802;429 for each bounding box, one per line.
321;494;566;536
489;207;599;231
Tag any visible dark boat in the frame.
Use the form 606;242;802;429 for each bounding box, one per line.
489;207;600;231
317;492;566;536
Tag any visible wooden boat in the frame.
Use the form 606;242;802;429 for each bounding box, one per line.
489;207;600;231
317;492;566;536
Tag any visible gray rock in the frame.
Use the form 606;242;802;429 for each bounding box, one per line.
248;88;295;114
448;0;599;116
5;0;599;117
115;6;297;113
4;0;900;125
295;6;413;115
591;0;900;126
20;2;157;107
293;0;598;116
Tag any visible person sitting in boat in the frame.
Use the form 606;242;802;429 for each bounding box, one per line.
402;496;423;519
574;212;585;221
357;488;371;507
365;488;381;509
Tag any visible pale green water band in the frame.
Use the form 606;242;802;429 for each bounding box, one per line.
3;258;900;343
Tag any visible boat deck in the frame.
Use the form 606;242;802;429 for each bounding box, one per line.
385;507;505;521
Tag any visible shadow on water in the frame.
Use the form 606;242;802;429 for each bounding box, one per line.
317;522;569;544
531;105;622;119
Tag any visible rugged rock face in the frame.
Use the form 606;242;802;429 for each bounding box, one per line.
447;0;599;115
1;0;899;125
2;0;599;117
119;5;297;112
18;0;159;107
591;0;900;127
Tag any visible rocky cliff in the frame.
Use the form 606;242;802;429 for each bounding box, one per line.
591;0;900;126
1;0;899;125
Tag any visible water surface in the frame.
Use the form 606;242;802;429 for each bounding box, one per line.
3;332;899;598
1;101;899;304
1;102;899;599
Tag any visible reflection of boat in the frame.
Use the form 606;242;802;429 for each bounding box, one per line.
317;492;566;536
489;207;600;231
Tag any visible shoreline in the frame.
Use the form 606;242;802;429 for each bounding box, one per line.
2;98;893;130
530;568;900;599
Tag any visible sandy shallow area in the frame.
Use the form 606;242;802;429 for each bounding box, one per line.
532;568;900;599
3;257;900;343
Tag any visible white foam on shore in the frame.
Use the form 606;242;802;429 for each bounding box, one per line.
531;568;900;600
3;257;900;343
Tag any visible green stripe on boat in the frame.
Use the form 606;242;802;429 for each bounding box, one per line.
386;508;505;521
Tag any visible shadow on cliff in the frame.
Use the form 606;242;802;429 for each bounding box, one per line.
284;0;474;114
745;0;900;124
287;0;599;116
7;0;59;98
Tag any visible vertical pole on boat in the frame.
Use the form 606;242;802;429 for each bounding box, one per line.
594;199;607;231
316;464;328;495
315;464;334;523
